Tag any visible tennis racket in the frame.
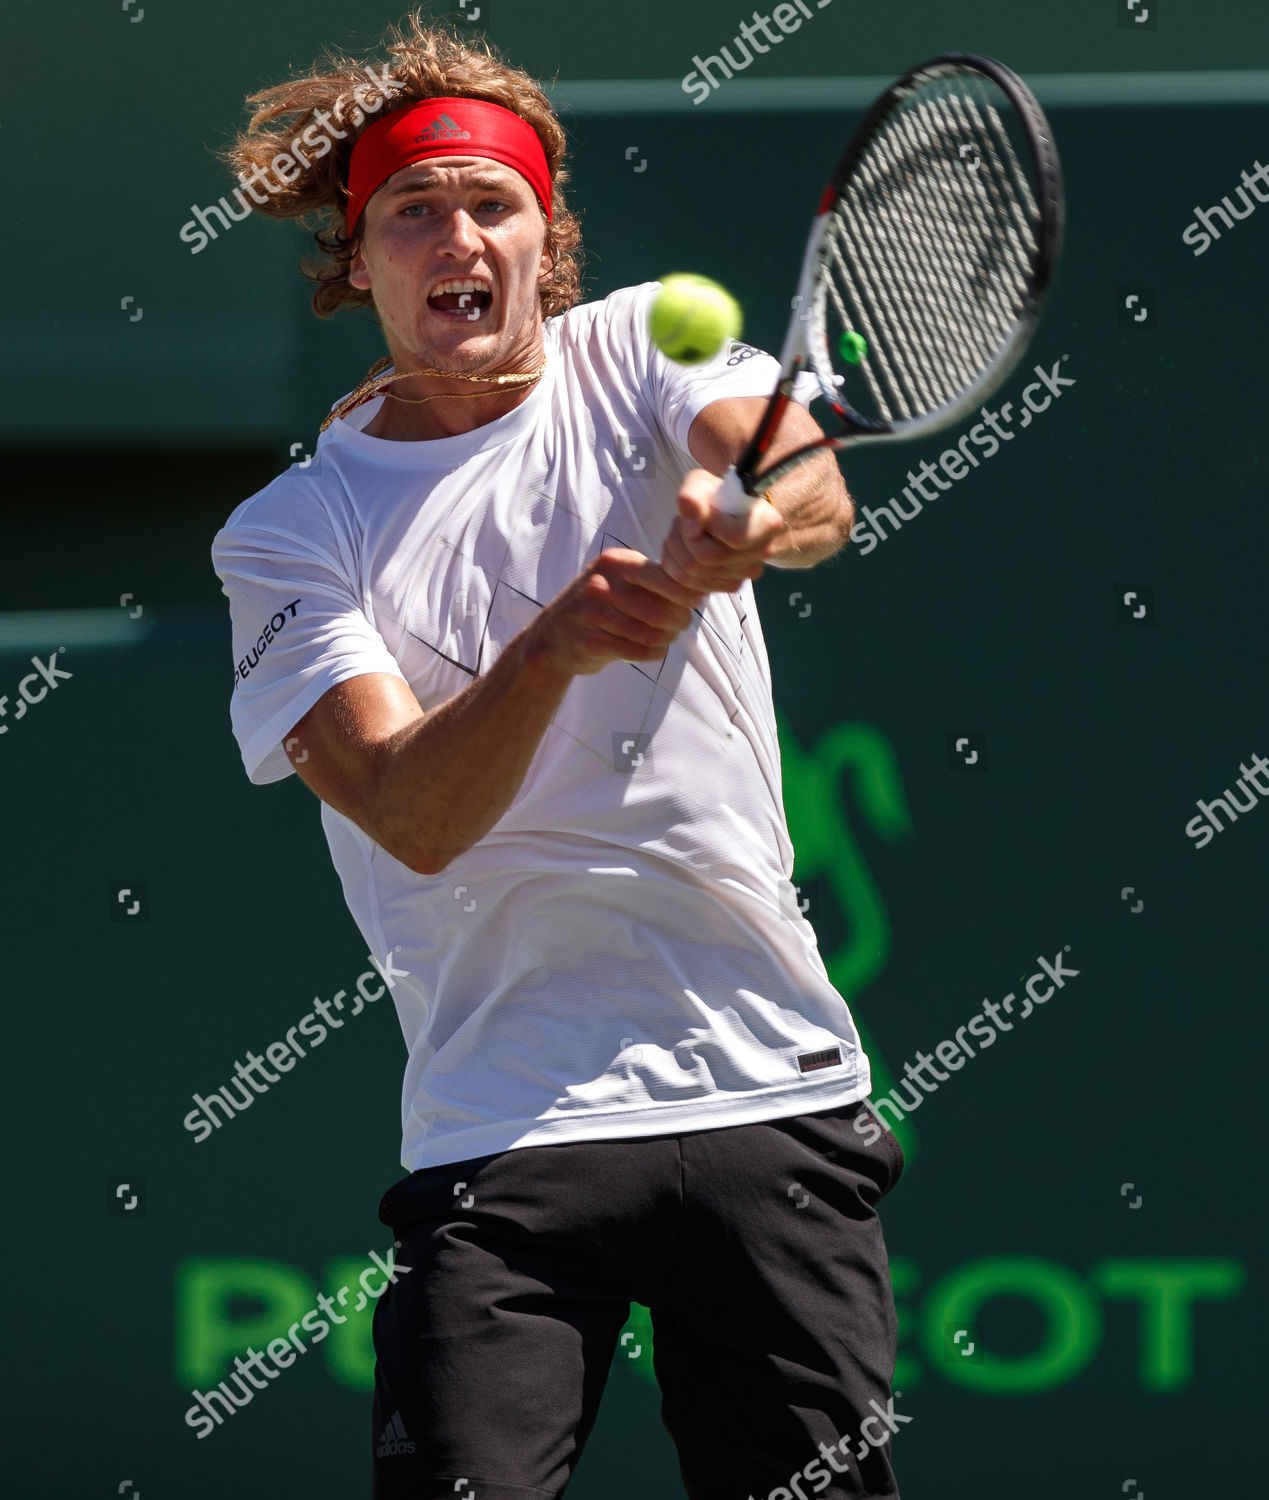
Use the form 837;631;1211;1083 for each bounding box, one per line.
715;53;1064;516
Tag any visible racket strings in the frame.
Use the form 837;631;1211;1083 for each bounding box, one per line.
964;76;1040;238
890;94;1029;364
902;84;1033;358
933;87;1038;321
825;142;977;422
827;167;970;422
867;92;1008;373
832;99;985;416
845;115;988;409
867;90;1027;386
816;72;1041;427
833;159;962;416
823;145;983;418
822;209;921;422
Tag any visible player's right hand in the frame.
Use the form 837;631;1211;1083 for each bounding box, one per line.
531;547;707;676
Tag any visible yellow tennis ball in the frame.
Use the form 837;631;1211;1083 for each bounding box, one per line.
649;274;742;364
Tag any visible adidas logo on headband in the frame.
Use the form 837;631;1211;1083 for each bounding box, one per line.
414;114;473;144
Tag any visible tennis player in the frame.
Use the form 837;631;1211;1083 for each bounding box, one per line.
211;14;905;1500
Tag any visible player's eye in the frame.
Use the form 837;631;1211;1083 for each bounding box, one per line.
399;199;508;218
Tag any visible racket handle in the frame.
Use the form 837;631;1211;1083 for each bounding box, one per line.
715;467;759;517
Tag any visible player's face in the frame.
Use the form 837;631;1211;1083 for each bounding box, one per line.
348;157;551;374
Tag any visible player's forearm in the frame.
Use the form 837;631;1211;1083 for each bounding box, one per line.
370;631;573;875
762;447;854;569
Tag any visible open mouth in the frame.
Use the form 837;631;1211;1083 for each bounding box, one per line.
427;277;493;320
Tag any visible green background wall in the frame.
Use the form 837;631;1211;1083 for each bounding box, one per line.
3;1;1265;1495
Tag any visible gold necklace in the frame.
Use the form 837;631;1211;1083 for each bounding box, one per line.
318;355;548;432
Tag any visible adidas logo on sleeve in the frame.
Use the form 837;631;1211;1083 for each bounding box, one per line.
376;1409;417;1458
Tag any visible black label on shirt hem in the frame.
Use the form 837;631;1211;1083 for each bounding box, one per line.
797;1046;842;1073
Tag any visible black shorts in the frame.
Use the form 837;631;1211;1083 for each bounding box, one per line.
371;1096;906;1500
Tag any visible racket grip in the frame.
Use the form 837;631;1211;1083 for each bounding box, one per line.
715;467;758;517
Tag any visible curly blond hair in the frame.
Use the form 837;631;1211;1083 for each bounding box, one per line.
218;11;584;319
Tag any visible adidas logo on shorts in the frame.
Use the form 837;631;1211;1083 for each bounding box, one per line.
376;1409;416;1458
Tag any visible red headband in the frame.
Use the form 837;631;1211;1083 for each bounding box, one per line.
345;97;553;235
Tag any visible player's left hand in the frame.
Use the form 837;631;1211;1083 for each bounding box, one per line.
659;469;787;595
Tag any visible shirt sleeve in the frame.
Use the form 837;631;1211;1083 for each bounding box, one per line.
623;281;821;459
210;496;408;786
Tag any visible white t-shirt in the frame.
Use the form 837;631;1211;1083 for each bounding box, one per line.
211;281;871;1171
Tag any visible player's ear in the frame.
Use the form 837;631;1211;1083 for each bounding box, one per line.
538;222;554;284
349;236;371;292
